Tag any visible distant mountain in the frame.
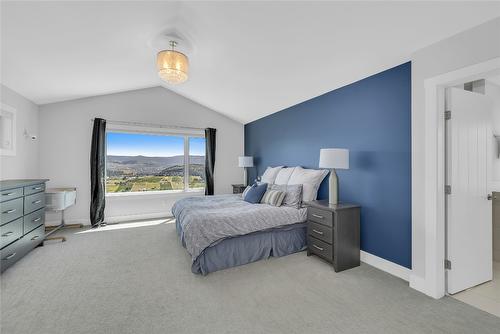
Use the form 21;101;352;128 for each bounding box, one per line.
107;155;204;165
107;155;204;177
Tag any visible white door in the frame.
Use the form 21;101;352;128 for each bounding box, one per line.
446;87;493;294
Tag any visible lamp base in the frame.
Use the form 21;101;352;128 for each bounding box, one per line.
329;169;339;205
243;168;248;187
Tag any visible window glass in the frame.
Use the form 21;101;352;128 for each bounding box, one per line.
189;137;206;189
106;132;185;193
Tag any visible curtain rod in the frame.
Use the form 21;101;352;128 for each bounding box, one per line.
91;118;205;132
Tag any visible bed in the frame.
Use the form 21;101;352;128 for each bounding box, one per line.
172;194;308;275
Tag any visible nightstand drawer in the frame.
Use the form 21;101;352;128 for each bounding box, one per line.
308;206;333;227
308;235;333;261
308;221;332;244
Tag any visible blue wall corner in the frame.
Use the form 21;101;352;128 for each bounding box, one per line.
244;62;412;269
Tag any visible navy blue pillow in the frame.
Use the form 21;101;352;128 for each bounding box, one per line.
243;183;268;204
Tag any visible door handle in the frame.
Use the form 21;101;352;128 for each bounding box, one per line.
32;200;42;204
2;231;14;237
487;194;495;200
3;209;16;214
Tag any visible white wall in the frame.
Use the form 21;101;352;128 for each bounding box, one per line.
411;17;500;297
39;86;244;225
486;81;500;190
0;84;40;179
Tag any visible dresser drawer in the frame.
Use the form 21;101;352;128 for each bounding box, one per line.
24;224;45;248
1;187;23;203
308;221;333;244
0;224;44;273
0;198;24;225
308;235;333;261
308;206;333;227
0;238;27;272
24;192;45;214
24;183;46;196
24;208;45;234
0;218;23;248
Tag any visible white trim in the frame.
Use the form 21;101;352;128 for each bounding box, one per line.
107;123;204;137
360;251;411;281
45;218;89;227
411;57;500;299
0;103;17;156
105;189;203;198
105;212;173;224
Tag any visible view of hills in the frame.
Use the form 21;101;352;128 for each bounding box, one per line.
107;155;204;176
106;155;206;192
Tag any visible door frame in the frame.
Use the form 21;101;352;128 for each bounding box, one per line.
415;57;500;298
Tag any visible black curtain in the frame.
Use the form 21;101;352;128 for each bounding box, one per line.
90;118;106;227
204;128;216;195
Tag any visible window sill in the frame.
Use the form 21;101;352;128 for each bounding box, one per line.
105;189;204;198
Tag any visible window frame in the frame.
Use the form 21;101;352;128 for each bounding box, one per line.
105;123;205;197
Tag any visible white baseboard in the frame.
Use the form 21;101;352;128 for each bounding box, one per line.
105;212;172;224
45;218;90;227
360;251;411;282
45;213;173;227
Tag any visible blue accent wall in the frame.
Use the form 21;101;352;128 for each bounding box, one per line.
244;62;411;268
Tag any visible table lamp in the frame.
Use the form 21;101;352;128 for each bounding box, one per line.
319;148;349;205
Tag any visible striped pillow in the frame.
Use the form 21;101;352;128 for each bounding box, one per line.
260;189;286;206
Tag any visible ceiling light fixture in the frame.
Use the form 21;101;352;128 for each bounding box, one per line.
157;40;189;84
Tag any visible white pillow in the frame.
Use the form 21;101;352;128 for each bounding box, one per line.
261;166;283;184
274;167;296;185
287;166;328;202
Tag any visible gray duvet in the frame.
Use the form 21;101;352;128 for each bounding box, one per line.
171;194;307;262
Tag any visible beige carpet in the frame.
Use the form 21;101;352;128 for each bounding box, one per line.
1;219;499;334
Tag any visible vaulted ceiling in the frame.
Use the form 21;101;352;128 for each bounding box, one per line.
2;1;499;123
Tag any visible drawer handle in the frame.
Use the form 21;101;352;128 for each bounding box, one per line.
312;229;324;235
2;192;14;196
3;209;16;214
3;253;16;260
33;217;42;222
312;214;324;219
31;235;40;241
32;200;42;204
312;244;324;251
33;187;42;190
1;231;14;237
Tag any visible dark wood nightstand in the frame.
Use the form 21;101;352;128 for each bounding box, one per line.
232;184;246;194
304;200;360;272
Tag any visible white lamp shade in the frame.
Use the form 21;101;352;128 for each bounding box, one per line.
319;148;349;169
238;156;254;167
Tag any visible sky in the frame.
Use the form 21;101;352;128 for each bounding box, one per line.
106;132;205;157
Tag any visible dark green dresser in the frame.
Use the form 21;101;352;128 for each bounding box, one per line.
1;179;48;273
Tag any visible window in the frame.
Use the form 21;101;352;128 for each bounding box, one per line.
106;130;205;194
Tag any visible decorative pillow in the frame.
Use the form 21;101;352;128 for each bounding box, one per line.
260;189;286;207
274;167;296;185
242;185;252;198
261;166;283;184
243;183;268;204
287;167;328;202
269;184;303;209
